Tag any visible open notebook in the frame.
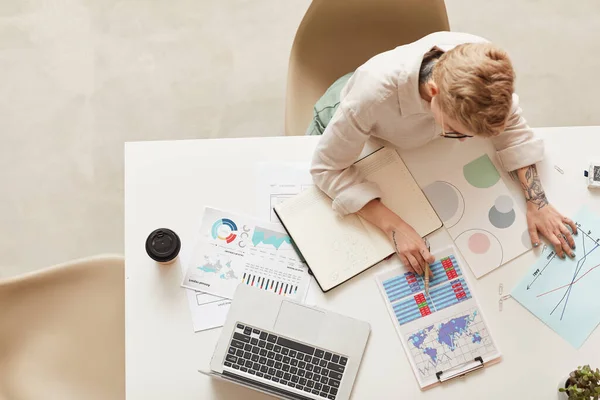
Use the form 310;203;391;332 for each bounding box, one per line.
274;147;442;292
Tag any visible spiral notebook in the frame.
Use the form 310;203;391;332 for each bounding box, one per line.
274;147;442;292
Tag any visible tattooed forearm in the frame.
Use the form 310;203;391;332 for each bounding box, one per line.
519;165;548;210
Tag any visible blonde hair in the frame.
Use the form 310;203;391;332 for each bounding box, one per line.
432;43;515;137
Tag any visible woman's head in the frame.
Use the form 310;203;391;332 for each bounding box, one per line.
426;42;515;138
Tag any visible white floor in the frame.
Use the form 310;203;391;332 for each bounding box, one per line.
1;0;599;278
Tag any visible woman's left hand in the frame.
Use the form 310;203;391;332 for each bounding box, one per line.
526;202;577;259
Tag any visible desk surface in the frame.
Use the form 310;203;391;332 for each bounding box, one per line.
125;127;600;400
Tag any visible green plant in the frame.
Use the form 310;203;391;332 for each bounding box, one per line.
559;365;600;400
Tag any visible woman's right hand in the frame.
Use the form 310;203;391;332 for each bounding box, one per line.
385;220;434;276
358;199;434;276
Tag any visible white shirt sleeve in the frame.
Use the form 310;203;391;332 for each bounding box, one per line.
492;93;545;171
310;73;392;216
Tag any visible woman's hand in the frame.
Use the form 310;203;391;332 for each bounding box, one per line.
358;199;434;275
386;220;435;275
527;202;577;259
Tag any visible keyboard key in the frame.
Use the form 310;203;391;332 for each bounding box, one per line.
329;371;342;381
339;357;347;366
291;359;299;367
237;358;245;366
277;337;315;355
290;367;298;375
306;372;313;380
237;349;244;357
231;340;245;349
287;382;295;388
251;338;258;346
311;357;320;365
256;372;263;378
307;380;315;388
267;334;278;343
241;367;248;373
296;384;303;390
320;392;328;398
265;375;272;380
321;375;329;384
283;356;291;364
237;324;244;330
258;340;266;348
253;363;261;371
275;354;283;362
300;377;307;385
328;362;345;373
331;388;338;395
281;380;288;386
303;387;311;393
312;389;320;395
272;377;280;383
284;373;291;381
306;364;314;372
298;370;306;377
281;348;289;356
245;343;252;351
244;327;252;335
268;367;276;375
234;332;251;343
253;328;260;335
328;395;335;400
296;353;304;361
249;370;256;375
315;382;323;391
275;362;282;369
314;366;322;374
228;347;236;355
224;362;232;367
283;364;290;372
261;365;268;373
259;332;268;340
274;345;282;353
276;371;283;378
291;375;299;383
267;359;275;367
267;351;275;359
266;343;274;351
289;350;297;358
251;347;260;354
329;378;340;388
323;369;329;377
332;355;340;364
226;355;237;363
323;385;331;393
260;349;268;357
246;360;253;368
259;357;267;364
320;359;327;368
324;352;332;361
315;349;325;358
299;361;306;369
243;351;251;359
252;354;259;362
233;364;240;370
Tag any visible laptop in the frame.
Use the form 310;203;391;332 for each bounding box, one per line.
206;284;371;400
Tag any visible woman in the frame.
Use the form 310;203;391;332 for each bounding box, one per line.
308;31;576;276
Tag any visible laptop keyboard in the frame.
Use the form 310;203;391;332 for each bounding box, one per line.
224;322;348;400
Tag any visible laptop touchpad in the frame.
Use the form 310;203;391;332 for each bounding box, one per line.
274;301;325;343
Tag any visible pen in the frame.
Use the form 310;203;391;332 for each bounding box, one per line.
423;238;431;296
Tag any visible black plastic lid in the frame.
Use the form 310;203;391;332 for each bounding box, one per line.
145;228;181;262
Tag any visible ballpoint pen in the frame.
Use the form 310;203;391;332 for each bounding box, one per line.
423;238;431;296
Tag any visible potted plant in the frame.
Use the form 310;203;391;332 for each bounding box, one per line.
558;365;600;400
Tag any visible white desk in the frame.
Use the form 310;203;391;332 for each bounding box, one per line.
125;127;600;400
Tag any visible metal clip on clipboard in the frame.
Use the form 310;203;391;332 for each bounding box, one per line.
435;356;484;383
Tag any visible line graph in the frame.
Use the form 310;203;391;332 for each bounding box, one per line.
511;207;600;348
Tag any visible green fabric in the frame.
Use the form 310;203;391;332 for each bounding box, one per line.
305;72;354;136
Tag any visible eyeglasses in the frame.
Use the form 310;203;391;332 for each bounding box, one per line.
439;114;473;139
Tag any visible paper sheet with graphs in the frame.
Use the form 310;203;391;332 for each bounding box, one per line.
375;246;501;389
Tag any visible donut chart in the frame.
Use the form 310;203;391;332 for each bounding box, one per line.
211;218;238;243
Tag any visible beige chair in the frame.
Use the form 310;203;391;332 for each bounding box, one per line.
0;255;125;400
285;0;450;136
